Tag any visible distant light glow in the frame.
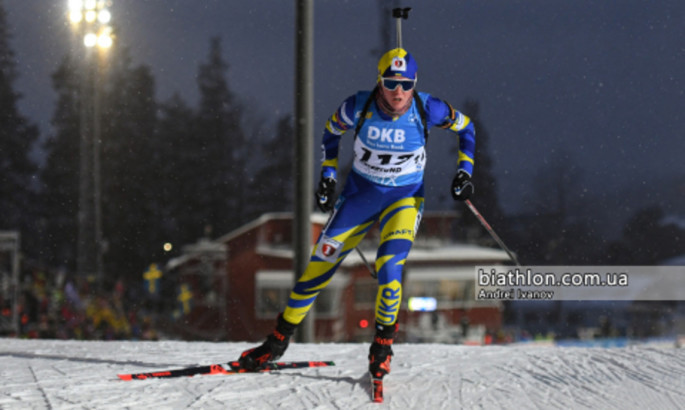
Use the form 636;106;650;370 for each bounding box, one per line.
84;0;97;10
163;243;173;252
408;296;438;312
84;33;98;48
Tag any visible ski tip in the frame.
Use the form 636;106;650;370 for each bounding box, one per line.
117;374;133;381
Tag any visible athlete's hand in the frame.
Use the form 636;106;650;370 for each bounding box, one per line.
316;177;337;212
451;170;473;201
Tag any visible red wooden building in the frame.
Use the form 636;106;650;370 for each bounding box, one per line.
165;212;511;343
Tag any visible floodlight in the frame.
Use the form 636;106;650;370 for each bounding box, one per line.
97;33;113;49
68;0;84;12
85;10;97;23
84;33;98;48
69;11;83;24
98;9;111;24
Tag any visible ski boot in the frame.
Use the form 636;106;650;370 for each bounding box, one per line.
238;314;297;371
368;322;398;379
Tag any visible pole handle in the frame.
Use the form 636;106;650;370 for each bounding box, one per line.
392;7;412;19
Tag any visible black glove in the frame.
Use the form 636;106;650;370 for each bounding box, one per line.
316;177;337;212
451;170;473;201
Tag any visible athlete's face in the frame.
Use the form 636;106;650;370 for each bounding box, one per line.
379;76;415;112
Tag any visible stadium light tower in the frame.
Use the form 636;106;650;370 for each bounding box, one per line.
68;1;114;50
67;0;114;289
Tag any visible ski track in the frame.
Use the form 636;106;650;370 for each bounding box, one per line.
28;365;52;409
2;339;685;409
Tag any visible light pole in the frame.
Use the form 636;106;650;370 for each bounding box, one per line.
67;0;114;289
294;0;314;343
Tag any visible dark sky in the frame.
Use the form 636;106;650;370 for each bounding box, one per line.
6;0;685;217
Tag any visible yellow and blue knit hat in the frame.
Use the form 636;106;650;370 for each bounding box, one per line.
377;48;418;80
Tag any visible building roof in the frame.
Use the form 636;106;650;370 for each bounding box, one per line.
166;238;226;271
170;212;514;270
216;212;330;244
256;243;512;266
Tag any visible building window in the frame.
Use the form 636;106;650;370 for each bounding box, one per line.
257;287;290;316
354;278;378;308
255;270;349;319
406;279;469;303
405;267;498;308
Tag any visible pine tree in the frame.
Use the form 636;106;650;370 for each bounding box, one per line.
156;93;205;249
0;3;39;234
608;206;684;265
195;37;247;235
246;114;294;220
101;49;159;282
40;56;81;268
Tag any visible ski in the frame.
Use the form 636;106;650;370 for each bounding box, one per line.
371;375;384;403
118;360;334;381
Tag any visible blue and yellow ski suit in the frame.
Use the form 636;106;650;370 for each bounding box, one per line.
282;90;476;327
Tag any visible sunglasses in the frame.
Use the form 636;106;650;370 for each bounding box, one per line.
381;78;416;92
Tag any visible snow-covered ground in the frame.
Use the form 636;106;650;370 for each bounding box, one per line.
2;338;685;409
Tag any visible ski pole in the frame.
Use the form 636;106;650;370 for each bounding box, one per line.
392;7;412;48
355;246;377;279
464;199;521;267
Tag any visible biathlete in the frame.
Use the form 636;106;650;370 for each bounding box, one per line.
239;48;476;381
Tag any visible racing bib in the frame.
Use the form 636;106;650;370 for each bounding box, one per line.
351;95;427;186
353;139;426;186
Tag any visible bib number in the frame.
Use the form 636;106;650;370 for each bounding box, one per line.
353;140;426;184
